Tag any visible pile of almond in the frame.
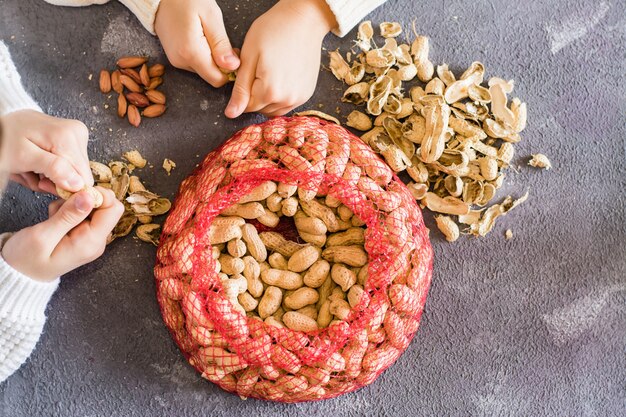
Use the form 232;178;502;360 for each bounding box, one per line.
99;56;167;127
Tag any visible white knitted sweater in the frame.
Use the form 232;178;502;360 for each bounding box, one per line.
0;0;386;383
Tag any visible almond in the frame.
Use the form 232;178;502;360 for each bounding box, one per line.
126;92;150;107
148;64;165;77
146;77;163;90
119;74;142;93
117;94;128;118
139;64;150;86
142;104;166;118
111;70;123;93
145;89;166;105
99;70;111;93
128;105;141;127
120;68;142;85
117;56;148;69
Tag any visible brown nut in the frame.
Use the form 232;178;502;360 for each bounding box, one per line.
99;69;111;93
139;63;150;86
117;94;128;118
111;70;123;93
145;89;166;105
120;68;142;85
125;92;150;107
148;63;165;77
142;104;166;118
116;56;148;68
146;77;163;90
127;105;141;127
119;74;142;93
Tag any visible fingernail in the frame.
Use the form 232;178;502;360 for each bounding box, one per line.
223;54;239;65
74;193;92;213
65;174;84;190
225;102;240;117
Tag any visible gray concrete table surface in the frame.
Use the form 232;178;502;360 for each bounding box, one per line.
0;0;624;416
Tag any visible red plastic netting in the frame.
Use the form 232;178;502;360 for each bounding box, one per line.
154;116;433;402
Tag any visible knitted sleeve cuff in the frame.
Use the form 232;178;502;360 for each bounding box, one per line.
324;0;387;37
119;0;162;35
0;42;42;117
0;234;59;322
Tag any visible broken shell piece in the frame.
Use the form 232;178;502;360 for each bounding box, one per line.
109;161;128;177
425;78;445;96
443;78;474;104
346;110;372;131
468;85;491;103
365;49;396;68
422;192;470;215
342;82;370;105
505;229;513;240
129;176;146;193
108;211;137;244
148;197;172;216
379;22;402;38
510;98;527;133
420;103;450;163
345;62;365;85
488;80;516;126
436;64;456;87
136;223;161;246
126;190;159;205
460;62;485;85
407;158;429;183
329;50;351;81
296;110;340;125
444;175;463;197
122;150;147;168
356;21;374;51
483;118;515;139
410;35;429;64
111;173;130;201
528;154;552;170
407;182;428;200
383;95;402;115
163;158;176;175
367;75;392;116
137;215;153;224
89;161;112;183
435;216;460;242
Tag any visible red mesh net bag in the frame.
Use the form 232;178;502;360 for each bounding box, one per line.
154;116;433;402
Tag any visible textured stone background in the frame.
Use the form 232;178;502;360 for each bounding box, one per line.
0;0;625;416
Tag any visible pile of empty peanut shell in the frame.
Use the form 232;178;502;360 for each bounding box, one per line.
98;56;167;127
329;21;551;241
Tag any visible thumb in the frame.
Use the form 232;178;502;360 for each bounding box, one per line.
225;58;256;119
36;191;94;242
202;15;239;71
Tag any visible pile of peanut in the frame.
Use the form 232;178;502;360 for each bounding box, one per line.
155;117;433;401
203;181;370;332
98;56;167;127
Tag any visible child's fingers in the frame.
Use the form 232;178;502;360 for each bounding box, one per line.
259;103;296;117
32;190;94;244
38;177;58;195
200;15;239;71
246;79;271;113
84;187;124;237
225;56;258;118
48;199;64;218
29;144;85;192
188;39;229;87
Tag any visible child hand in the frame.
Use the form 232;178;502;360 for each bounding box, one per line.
225;0;337;118
1;188;124;282
155;0;240;87
0;110;93;195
